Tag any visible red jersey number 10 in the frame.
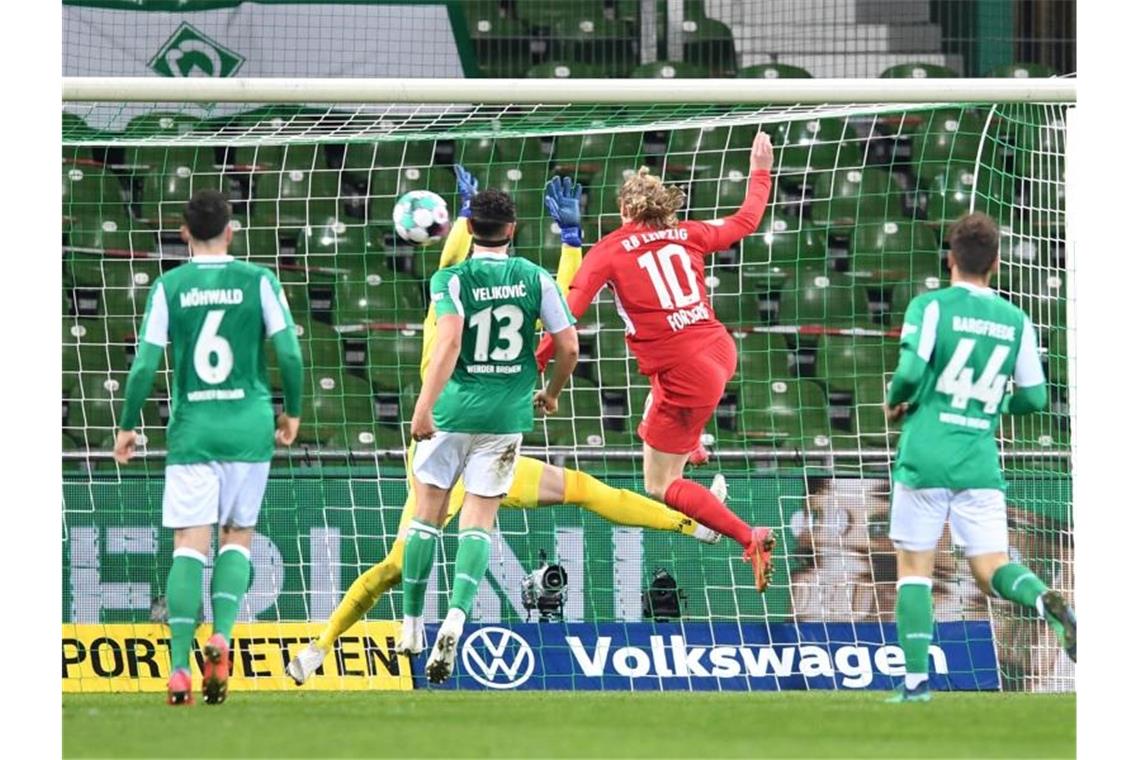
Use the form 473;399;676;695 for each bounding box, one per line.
636;243;702;309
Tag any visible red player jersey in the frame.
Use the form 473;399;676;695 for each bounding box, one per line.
538;168;772;376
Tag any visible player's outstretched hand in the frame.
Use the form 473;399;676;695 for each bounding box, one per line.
276;414;300;446
544;175;583;230
883;402;909;423
750;130;774;172
411;405;437;441
533;388;559;416
454;163;479;217
113;430;137;465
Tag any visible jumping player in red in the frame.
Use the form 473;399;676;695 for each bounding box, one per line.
538;128;777;590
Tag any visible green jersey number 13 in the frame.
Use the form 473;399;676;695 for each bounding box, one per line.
469;304;525;362
934;337;1010;414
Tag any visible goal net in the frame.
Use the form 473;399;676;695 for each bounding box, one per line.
62;80;1074;694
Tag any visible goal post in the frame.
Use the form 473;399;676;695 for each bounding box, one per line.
61;78;1074;694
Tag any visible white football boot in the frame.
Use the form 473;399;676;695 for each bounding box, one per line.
285;642;328;686
425;610;465;684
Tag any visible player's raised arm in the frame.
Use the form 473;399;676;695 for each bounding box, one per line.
114;280;169;464
436;164;478;270
544;175;584;294
534;235;611;370
1003;316;1048;415
688;129;774;253
262;272;304;445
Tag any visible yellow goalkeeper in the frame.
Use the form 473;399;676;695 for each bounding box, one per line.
285;164;722;684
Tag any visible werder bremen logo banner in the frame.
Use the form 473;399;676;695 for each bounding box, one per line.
148;22;245;78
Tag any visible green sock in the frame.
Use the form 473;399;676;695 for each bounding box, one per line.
450;528;492;617
896;577;934;681
210;545;252;642
166;550;205;673
991;562;1056;632
401;520;441;618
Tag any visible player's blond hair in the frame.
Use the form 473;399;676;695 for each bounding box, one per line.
618;167;685;229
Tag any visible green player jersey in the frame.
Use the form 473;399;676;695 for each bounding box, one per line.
429;250;575;434
137;255;296;465
891;282;1046;490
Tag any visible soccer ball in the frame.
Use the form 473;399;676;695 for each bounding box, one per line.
393;190;450;245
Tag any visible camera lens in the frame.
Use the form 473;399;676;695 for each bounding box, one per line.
541;564;568;592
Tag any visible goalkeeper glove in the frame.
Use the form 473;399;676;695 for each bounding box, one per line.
544;175;583;247
454;163;479;218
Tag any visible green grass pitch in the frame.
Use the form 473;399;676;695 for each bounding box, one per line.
63;691;1074;758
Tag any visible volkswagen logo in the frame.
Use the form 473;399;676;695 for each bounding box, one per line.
460;627;535;689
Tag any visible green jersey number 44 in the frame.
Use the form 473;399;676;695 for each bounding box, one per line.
891;282;1046;490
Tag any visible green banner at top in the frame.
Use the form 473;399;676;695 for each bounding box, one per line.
64;0;480;130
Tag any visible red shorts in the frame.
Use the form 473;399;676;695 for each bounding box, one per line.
637;330;737;454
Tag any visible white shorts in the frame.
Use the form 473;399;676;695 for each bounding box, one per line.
889;484;1009;557
162;462;271;529
412;432;523;498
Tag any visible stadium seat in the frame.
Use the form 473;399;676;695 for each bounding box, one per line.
525;61;608;78
740;212;829;269
705;266;746;326
737;333;795;380
776;267;868;328
306;372;375;443
816;336;894;393
689;167;752;223
809;167;905;229
676;14;737;76
65;255;161;323
466;7;533;78
740;378;832;450
124;112;202;139
366;327;425;389
987;62;1057;78
296;318;344;374
886;276;944;327
769;118;861;175
588;160;640;228
630;61;708;78
1044;327;1069;388
551;16;637;75
62;165;128;224
1000;412;1070;451
67;372;126;444
737;63;812;79
453;137;497;171
880;62;959;78
921;161;1012;226
251;165;343;231
367;165;454;225
134;147;225;229
553;131;643;182
663;125;753;182
527;386;606;447
66;209;154;258
483;163;546;223
996;264;1067;329
848;220;943;284
905;109;986;179
492;136;549;166
294;218;376;264
229;225;283;261
850;376;896;449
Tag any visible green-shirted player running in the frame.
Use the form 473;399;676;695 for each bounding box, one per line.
113;190;304;707
398;188;579;684
884;212;1076;703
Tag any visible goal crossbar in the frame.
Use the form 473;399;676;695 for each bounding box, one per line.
62;77;1077;105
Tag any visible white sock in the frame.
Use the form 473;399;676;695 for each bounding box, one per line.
1035;594;1046;618
402;615;423;634
905;673;929;690
444;607;467;631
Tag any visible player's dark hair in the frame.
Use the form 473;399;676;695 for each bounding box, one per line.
183;189;232;242
468;189;516;244
949;212;1000;276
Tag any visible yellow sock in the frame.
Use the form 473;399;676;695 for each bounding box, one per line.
316;541;404;651
562;468;697;534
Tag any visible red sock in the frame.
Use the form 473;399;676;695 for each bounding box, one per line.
663;478;753;548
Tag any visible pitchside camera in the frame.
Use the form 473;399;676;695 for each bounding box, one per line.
642;568;687;621
521;550;568;622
